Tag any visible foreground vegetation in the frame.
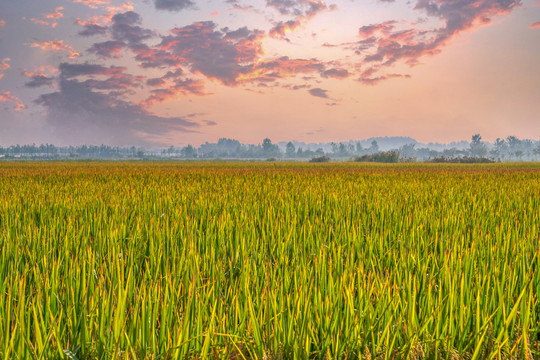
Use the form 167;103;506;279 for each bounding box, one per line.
0;162;539;359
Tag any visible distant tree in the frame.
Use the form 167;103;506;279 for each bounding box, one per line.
471;133;482;145
262;138;279;156
369;140;379;153
470;133;487;157
181;145;197;158
356;142;363;154
286;142;296;157
330;142;338;154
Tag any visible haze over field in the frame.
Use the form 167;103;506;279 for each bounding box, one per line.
0;0;539;146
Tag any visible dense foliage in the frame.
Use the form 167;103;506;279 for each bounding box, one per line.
0;162;539;359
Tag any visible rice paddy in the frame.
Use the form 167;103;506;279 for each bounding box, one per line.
0;162;539;359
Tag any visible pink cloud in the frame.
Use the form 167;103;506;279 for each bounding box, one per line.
530;21;540;28
0;91;25;111
351;0;521;83
31;40;81;59
28;7;64;28
0;20;5;27
267;0;335;39
46;7;64;20
142;78;206;107
0;58;10;79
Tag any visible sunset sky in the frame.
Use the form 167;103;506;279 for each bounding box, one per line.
0;0;539;146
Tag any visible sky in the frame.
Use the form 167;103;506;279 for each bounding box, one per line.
0;0;539;147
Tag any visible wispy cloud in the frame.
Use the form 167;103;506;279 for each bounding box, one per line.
0;91;25;111
30;40;81;59
0;58;10;79
28;7;64;28
22;69;55;88
530;21;540;29
267;0;336;39
72;0;110;9
349;0;521;83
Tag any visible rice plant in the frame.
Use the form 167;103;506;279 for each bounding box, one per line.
0;162;538;359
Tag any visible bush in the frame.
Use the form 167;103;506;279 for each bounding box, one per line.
429;156;495;164
354;151;400;163
310;156;330;163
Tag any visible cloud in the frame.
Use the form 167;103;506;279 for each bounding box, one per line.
76;18;108;36
266;0;331;17
88;40;125;58
57;62;143;92
530;21;540;28
266;0;335;38
46;7;64;20
358;21;396;38
28;7;64;28
72;0;110;9
0;58;10;79
30;40;81;59
308;87;329;98
269;19;302;38
87;11;154;58
144;21;264;85
0;20;5;27
0;91;25;111
142;78;206;107
349;0;521;83
321;68;349;78
153;0;195;12
110;11;154;47
35;63;201;146
22;70;54;88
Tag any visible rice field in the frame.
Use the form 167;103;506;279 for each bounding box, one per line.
0;162;539;359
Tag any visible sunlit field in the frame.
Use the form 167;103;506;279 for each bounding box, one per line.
0;162;539;359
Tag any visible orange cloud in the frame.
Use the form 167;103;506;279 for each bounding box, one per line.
0;20;6;27
269;19;302;38
0;58;10;79
530;21;540;29
28;7;64;28
46;7;64;20
31;40;81;59
0;91;25;111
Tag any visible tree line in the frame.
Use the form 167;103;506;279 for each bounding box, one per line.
1;134;539;161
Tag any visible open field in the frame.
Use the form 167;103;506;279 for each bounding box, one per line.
0;162;539;359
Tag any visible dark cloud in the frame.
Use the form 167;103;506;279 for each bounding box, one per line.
59;62;124;78
35;63;200;146
308;87;329;98
78;23;107;37
110;11;154;47
143;21;264;85
86;11;154;59
88;40;125;58
56;62;143;94
153;0;195;12
24;75;54;88
266;0;331;17
321;68;349;78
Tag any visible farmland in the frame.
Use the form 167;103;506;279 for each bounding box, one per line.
0;162;539;359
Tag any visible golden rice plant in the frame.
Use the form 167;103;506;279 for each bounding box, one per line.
0;162;538;359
